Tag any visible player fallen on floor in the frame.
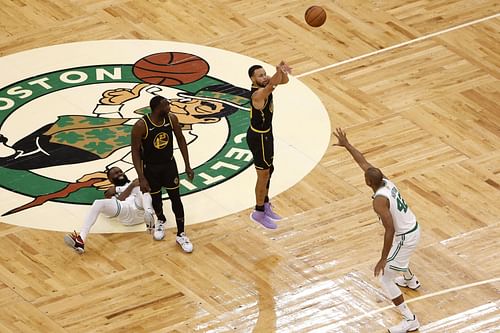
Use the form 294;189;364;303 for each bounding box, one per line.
64;167;155;254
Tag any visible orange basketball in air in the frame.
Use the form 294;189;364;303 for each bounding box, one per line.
133;52;209;86
305;6;327;28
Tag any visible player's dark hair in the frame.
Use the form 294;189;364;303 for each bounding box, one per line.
365;167;384;186
248;65;263;78
150;95;166;111
106;167;118;179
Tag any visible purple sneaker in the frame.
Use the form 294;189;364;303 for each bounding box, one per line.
250;210;277;229
264;202;282;221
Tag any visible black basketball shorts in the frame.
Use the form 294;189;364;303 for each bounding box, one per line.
143;158;180;194
246;129;274;170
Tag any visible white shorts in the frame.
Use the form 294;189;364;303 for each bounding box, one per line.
386;223;420;272
114;198;144;226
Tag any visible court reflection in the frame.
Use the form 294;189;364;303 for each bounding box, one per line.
253;254;282;333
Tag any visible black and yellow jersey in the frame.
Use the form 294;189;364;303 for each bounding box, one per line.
249;86;274;133
141;114;174;164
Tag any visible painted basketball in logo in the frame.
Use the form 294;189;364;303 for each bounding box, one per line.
133;52;209;86
0;40;330;232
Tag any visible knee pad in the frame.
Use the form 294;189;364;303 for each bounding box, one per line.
380;269;402;300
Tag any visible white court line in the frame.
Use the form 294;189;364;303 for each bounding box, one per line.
296;12;500;78
332;277;500;329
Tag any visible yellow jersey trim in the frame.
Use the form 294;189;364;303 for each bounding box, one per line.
250;125;270;133
141;118;148;139
146;114;166;127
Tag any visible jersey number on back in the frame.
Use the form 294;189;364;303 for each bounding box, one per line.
396;193;408;213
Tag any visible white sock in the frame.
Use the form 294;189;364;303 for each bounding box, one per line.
397;302;414;320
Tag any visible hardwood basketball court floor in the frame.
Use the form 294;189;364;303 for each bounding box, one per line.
0;1;498;332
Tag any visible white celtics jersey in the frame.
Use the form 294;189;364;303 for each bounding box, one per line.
114;182;141;203
373;178;416;235
114;182;144;224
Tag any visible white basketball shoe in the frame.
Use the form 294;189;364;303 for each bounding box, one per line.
395;276;421;290
153;220;165;241
176;232;193;253
144;209;155;234
389;315;420;333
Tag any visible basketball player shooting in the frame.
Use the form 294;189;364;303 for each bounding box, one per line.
246;61;291;229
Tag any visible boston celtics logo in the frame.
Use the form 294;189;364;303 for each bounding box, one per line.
0;40;330;232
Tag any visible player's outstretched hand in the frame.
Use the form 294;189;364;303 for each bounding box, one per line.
281;63;292;74
332;127;350;147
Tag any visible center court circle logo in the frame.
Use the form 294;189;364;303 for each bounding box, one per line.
0;40;330;233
